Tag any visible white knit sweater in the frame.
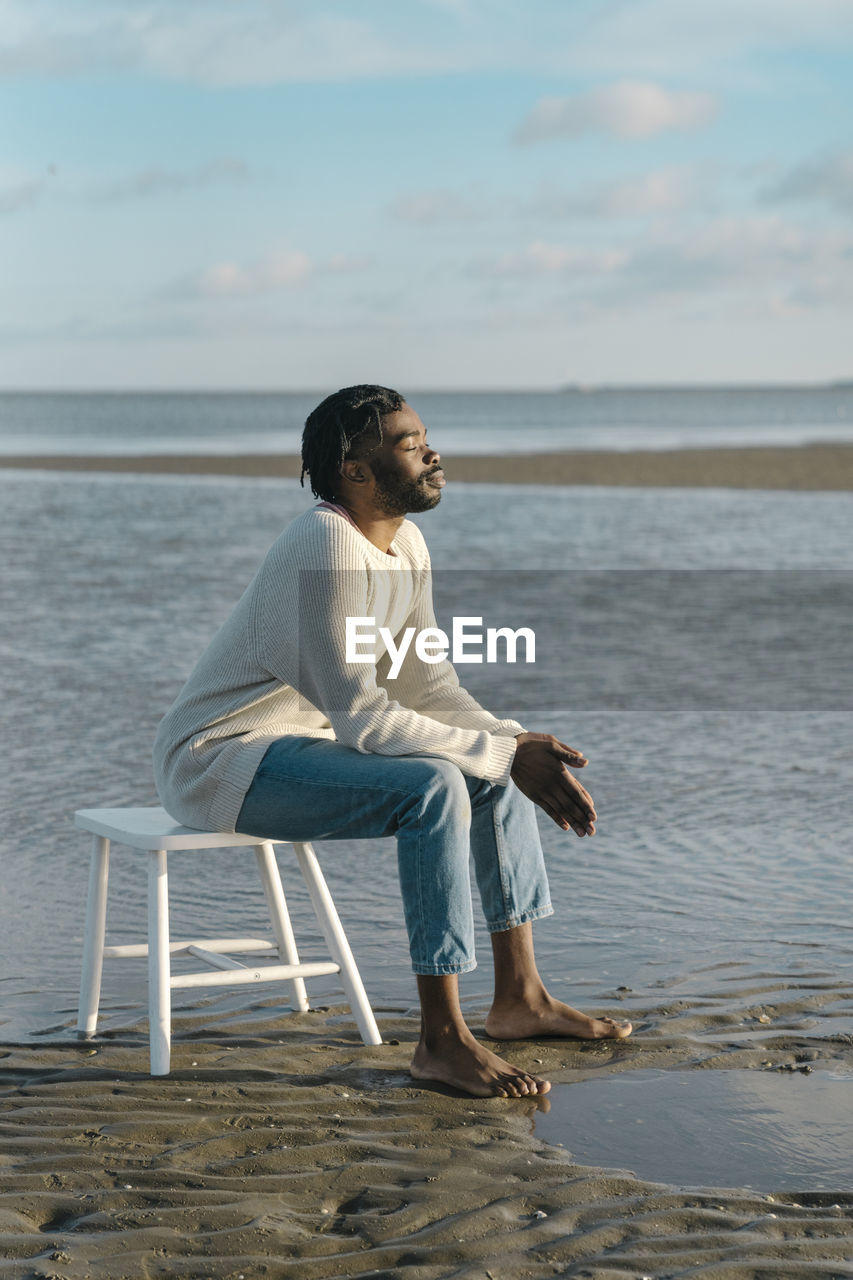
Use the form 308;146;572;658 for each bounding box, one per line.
152;506;524;832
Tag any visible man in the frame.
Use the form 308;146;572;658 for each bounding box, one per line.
153;384;631;1098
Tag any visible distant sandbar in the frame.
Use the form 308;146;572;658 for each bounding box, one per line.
2;442;852;489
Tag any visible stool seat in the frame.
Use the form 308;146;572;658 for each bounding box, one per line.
75;807;275;849
75;806;382;1074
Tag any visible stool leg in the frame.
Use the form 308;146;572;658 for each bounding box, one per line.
293;842;382;1047
77;835;110;1038
254;843;310;1012
147;848;171;1076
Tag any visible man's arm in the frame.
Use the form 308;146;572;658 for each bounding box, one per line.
392;546;596;838
389;564;526;737
258;519;517;784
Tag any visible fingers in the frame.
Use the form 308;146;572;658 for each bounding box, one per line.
540;800;571;832
554;739;588;767
561;771;595;808
545;777;597;836
510;735;597;835
541;795;595;837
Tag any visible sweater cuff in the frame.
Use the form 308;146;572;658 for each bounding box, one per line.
488;732;519;786
489;717;526;737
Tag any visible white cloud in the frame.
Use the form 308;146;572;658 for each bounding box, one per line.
1;0;851;85
0;1;474;84
514;81;717;145
387;187;489;224
325;253;372;274
555;0;853;77
609;215;841;292
527;167;710;219
760;150;853;217
93;157;248;203
478;241;630;278
168;245;369;300
469;216;853;317
195;250;313;298
0;176;44;214
621;216;853;315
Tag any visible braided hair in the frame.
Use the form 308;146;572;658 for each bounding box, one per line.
300;385;405;501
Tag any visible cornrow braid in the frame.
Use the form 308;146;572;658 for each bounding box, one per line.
300;384;405;501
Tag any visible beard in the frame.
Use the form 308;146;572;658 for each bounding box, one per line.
368;458;443;516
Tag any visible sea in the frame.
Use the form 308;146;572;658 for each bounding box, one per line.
1;384;853;456
1;388;851;1191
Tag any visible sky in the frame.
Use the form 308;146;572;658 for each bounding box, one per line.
2;0;853;390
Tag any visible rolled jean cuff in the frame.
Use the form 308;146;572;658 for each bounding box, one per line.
485;902;554;934
411;958;479;977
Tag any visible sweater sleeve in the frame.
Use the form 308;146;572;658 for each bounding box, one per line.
390;545;527;739
258;516;518;785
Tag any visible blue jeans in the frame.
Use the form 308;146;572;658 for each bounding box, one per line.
235;737;553;976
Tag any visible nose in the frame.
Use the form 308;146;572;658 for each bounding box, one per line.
425;442;441;464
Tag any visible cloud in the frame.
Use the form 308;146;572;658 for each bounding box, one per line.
759;150;853;217
526;167;710;219
0;1;475;84
194;251;313;299
167;245;369;300
514;81;717;145
476;241;630;278
3;0;852;85
0;159;247;214
387;187;489;224
469;216;853;316
0;176;45;214
324;253;372;273
388;167;715;230
624;216;853;316
92;157;249;203
554;0;853;77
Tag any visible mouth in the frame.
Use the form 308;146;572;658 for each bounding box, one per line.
424;469;446;488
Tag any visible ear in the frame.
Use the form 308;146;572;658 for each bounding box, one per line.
340;459;370;486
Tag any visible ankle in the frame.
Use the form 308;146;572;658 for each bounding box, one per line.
418;1020;475;1052
490;981;551;1011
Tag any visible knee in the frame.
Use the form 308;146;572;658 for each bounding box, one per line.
404;758;472;826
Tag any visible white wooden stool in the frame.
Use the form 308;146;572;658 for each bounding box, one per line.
75;807;382;1075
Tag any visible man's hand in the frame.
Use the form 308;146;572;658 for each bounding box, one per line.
510;732;596;836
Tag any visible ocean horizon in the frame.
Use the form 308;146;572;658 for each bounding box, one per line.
2;385;853;457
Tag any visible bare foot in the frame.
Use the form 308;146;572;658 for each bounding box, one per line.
410;1028;551;1098
485;994;632;1042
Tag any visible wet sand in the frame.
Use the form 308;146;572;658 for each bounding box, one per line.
3;441;853;488
2;1005;852;1278
2;462;851;1276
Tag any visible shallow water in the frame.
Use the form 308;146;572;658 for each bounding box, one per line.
536;1068;853;1192
1;471;851;1068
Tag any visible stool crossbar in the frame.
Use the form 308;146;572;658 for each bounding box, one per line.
75;806;382;1075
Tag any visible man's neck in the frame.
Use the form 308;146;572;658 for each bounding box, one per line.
335;500;404;555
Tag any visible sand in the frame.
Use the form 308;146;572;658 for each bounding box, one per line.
3;447;852;1275
2;1004;852;1279
2;441;853;488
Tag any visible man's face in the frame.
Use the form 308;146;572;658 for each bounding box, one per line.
363;403;445;516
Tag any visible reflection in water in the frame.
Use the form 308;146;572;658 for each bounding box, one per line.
535;1068;853;1192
